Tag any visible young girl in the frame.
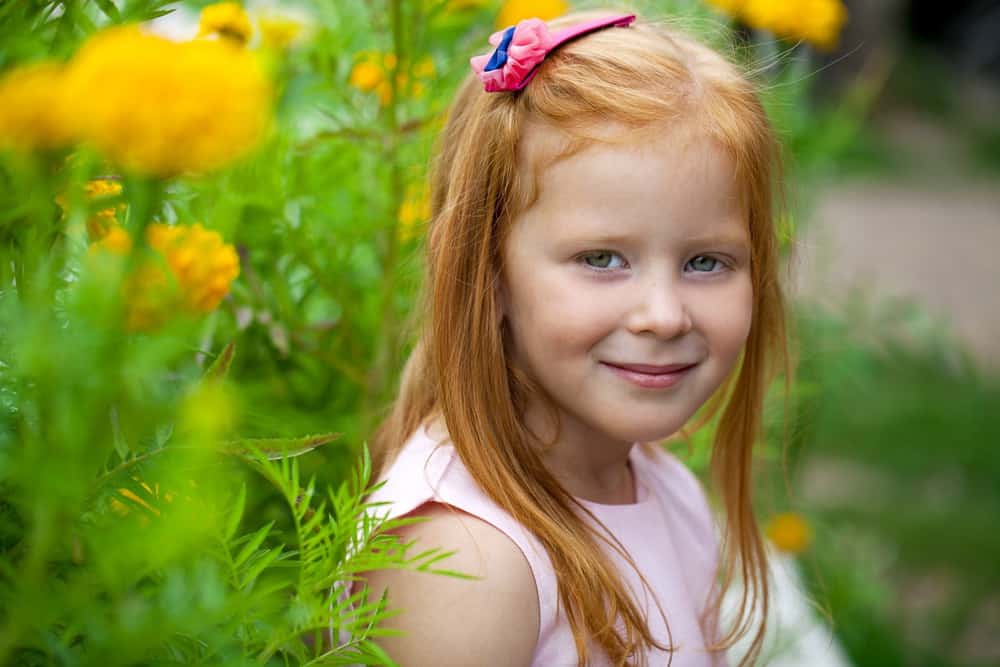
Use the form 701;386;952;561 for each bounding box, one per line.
358;9;788;667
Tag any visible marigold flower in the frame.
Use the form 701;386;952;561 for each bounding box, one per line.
146;222;240;313
741;0;800;40
89;224;133;255
496;0;568;29
88;222;239;330
66;25;272;177
0;61;76;152
197;2;253;46
713;0;848;52
350;52;434;106
765;511;813;554
58;178;126;240
349;59;384;92
798;0;848;51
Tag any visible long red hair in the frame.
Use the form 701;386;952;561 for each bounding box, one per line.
373;11;789;666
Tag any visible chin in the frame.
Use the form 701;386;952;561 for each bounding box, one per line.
602;416;691;446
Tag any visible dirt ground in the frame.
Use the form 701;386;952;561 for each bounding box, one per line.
792;178;1000;372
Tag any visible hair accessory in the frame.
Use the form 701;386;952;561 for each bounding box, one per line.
469;14;636;93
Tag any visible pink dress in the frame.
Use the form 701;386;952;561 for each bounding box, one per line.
358;426;728;666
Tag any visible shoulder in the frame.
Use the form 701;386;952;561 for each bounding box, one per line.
363;502;540;666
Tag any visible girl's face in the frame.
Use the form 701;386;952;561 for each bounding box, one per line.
501;122;753;447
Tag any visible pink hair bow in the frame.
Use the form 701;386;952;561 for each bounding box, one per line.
469;14;636;93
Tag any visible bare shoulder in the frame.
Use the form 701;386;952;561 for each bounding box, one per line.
361;502;540;667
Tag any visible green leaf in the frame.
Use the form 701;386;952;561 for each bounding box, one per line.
203;340;236;384
234;521;274;568
240;546;286;589
224;433;340;460
93;0;121;21
224;483;246;542
110;404;129;459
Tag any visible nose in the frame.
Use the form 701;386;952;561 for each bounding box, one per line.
624;274;693;339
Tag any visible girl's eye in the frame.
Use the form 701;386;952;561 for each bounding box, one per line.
686;255;724;273
580;251;626;270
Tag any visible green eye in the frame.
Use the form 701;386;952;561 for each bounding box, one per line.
687;255;721;272
581;251;624;269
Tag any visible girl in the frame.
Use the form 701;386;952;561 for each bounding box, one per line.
358;9;788;667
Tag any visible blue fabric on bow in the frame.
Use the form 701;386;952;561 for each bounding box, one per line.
483;25;516;72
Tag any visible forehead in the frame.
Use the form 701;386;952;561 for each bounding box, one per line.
513;119;746;240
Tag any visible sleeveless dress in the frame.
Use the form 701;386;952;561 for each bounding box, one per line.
352;426;728;667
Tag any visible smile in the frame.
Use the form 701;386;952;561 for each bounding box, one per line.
599;361;697;389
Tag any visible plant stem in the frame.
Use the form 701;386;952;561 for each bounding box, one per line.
362;0;406;431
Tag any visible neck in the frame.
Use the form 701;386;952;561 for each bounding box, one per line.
523;402;636;505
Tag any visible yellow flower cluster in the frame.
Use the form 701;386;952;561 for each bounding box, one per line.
69;26;273;176
197;2;306;51
496;0;568;28
0;24;272;177
349;53;435;106
57;178;126;241
90;223;240;331
706;0;848;51
197;1;253;45
765;511;813;554
0;62;75;153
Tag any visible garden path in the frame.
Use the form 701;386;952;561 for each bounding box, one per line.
792;177;1000;371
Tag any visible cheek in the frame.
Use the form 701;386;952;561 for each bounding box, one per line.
504;272;613;353
696;279;754;358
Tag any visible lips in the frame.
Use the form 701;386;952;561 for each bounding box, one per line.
600;361;698;389
604;362;697;374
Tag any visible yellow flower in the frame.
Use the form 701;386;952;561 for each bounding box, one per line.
349;59;384;92
398;184;430;242
799;0;848;51
66;25;272;177
496;0;568;28
88;222;240;331
89;223;133;256
147;223;240;313
197;2;253;46
57;178;126;241
350;52;434;106
257;13;305;51
765;511;813;554
0;61;76;152
741;0;800;40
730;0;847;52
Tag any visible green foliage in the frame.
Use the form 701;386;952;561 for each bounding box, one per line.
791;300;1000;666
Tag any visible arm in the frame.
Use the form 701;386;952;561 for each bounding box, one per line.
361;502;540;667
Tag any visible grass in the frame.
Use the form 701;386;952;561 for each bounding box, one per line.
784;301;1000;666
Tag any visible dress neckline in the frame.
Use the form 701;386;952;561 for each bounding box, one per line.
573;446;654;511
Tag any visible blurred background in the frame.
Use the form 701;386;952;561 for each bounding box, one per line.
0;1;997;665
772;2;1000;666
